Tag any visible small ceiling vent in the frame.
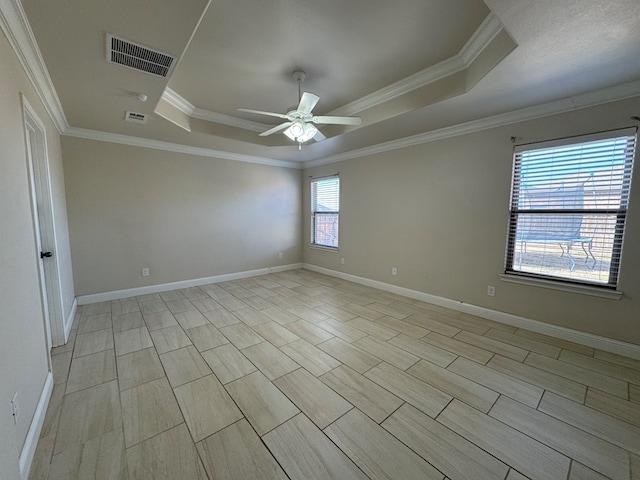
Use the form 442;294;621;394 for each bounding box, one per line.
125;111;147;124
107;34;175;78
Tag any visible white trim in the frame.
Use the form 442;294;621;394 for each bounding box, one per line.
62;127;302;169
63;297;77;342
499;274;622;300
305;80;640;167
77;263;303;304
302;263;640;360
19;372;53;479
0;0;68;133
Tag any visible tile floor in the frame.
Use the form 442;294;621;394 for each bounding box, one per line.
29;269;640;480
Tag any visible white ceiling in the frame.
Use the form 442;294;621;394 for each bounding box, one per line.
17;0;640;165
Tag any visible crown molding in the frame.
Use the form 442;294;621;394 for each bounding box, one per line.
305;79;640;168
0;0;68;133
62;127;302;169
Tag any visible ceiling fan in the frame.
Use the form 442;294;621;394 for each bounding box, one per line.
238;70;362;148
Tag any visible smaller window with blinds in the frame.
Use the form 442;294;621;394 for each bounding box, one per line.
311;176;340;248
505;129;636;287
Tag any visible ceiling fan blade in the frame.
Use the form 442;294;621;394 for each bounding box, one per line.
297;92;320;115
312;115;362;126
313;129;326;142
238;108;289;120
259;122;293;136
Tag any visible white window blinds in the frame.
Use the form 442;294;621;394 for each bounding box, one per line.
311;177;340;248
505;129;636;287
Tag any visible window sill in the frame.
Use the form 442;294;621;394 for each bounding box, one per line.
308;244;339;253
499;274;622;300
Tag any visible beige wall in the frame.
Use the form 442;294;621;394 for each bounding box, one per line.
62;137;302;296
0;28;75;480
303;97;640;346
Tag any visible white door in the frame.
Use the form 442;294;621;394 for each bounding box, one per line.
23;96;65;348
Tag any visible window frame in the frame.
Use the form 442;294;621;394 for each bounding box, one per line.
310;176;340;249
504;128;636;291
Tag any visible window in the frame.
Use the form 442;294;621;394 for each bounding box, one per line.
311;176;340;248
505;129;636;288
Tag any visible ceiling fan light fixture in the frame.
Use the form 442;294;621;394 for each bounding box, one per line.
284;121;317;143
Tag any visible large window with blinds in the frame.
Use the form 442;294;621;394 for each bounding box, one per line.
311;176;340;248
505;129;636;288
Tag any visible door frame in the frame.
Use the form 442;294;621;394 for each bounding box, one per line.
22;95;65;348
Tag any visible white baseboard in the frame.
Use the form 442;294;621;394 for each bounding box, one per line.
19;371;53;479
77;263;303;305
303;263;640;360
63;297;77;343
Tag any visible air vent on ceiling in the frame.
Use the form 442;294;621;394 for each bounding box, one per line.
125;111;147;124
107;34;175;78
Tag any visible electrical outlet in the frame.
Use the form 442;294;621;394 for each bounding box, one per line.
278;252;283;259
341;257;345;265
11;392;19;424
141;268;150;277
487;285;496;297
392;267;397;276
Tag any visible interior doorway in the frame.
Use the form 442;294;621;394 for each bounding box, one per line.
23;95;65;348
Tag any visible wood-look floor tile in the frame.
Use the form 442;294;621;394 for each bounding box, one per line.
489;395;628;479
325;408;444;480
52;350;72;384
320;365;403;423
631;384;640;404
438;399;570;480
174;310;208;330
217;295;250;312
286;305;329;323
261;306;304;325
200;343;256;384
111;299;140;316
448;357;543;408
559;349;640;384
165;298;196;314
403;314;461;337
346;317;398;341
66;349;117;394
139;300;167;315
506;469;529;480
631;453;639;479
538;391;640;455
250;321;300;347
179;286;208;301
283;320;335;344
142;311;178;331
197;419;288;480
242;341;300;380
484;328;561;358
407;359;498;413
120;377;183;447
54;381;122;454
387;334;457;368
243;295;276;310
593;349;640;371
317;337;381;374
174;375;242;442
126;423;207;480
382;403;509;480
159;290;185;301
274;368;352;429
454;330;528;362
77;313;112;335
190;297;221;314
487;354;586;403
569;462;610;480
263;413;369;480
48;427;126;480
585;387;640;427
225;371;299;435
83;301;111;316
353;336;419;370
114;327;153;356
314;303;359;321
317;318;368;343
219;322;264;349
515;329;594;356
112;312;145;333
204;308;241;328
374;315;430;338
341;303;386;321
365;362;452;418
149;325;192;354
366;302;411;319
525;352;628;398
280;339;341;376
116;347;164;391
422;332;493;364
73;329;114;358
233;307;271;326
159;345;211;388
185;323;228;352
